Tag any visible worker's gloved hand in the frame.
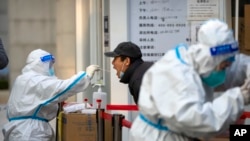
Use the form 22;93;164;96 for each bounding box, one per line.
240;79;250;105
86;65;100;79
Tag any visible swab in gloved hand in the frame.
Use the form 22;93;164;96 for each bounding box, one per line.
86;65;100;79
240;78;250;105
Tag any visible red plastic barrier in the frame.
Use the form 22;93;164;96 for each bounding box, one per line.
100;111;132;128
122;119;132;128
240;112;250;119
106;104;138;111
105;104;136;129
101;111;112;121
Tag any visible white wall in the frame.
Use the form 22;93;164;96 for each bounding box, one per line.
109;0;131;140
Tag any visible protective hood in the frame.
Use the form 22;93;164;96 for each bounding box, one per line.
22;49;53;75
188;19;238;75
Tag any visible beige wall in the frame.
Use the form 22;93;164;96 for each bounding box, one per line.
1;0;78;139
55;0;77;102
8;0;57;87
3;0;107;103
6;0;77;102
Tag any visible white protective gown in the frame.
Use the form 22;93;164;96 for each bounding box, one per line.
130;46;246;141
130;19;246;141
2;49;91;141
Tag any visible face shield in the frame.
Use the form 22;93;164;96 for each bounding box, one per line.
201;42;238;88
40;54;55;76
190;19;239;76
209;42;238;57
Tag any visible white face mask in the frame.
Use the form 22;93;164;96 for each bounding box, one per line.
119;62;125;79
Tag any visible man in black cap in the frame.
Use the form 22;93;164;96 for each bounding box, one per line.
104;41;153;104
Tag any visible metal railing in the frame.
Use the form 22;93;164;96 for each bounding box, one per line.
95;104;136;141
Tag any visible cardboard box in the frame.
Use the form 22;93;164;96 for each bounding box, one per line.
62;113;97;141
232;17;245;50
104;119;113;141
233;4;250;54
245;5;250;50
62;112;113;141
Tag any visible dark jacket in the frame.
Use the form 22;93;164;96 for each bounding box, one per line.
0;38;8;69
120;59;153;104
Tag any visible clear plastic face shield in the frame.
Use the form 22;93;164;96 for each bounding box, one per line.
40;54;55;76
201;42;238;88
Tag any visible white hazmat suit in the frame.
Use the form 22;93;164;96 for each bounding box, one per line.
130;19;250;141
2;49;100;141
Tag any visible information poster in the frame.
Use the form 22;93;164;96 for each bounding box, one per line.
187;0;219;20
129;0;190;62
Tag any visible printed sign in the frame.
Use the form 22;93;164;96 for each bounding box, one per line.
129;0;190;62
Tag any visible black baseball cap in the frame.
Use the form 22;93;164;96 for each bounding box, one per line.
104;42;142;58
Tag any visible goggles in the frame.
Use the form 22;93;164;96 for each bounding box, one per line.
40;54;55;63
210;42;238;56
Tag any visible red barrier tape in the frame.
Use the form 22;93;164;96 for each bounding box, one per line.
122;119;132;128
106;104;138;111
240;112;250;119
101;112;112;121
100;111;132;128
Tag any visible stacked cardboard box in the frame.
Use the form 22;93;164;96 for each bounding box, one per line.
62;113;97;141
62;112;113;141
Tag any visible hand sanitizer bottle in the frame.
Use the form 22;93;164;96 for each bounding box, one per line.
92;84;107;109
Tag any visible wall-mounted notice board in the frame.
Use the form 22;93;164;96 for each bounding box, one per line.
129;0;220;62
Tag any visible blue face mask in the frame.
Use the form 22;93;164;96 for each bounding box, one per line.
201;70;226;88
